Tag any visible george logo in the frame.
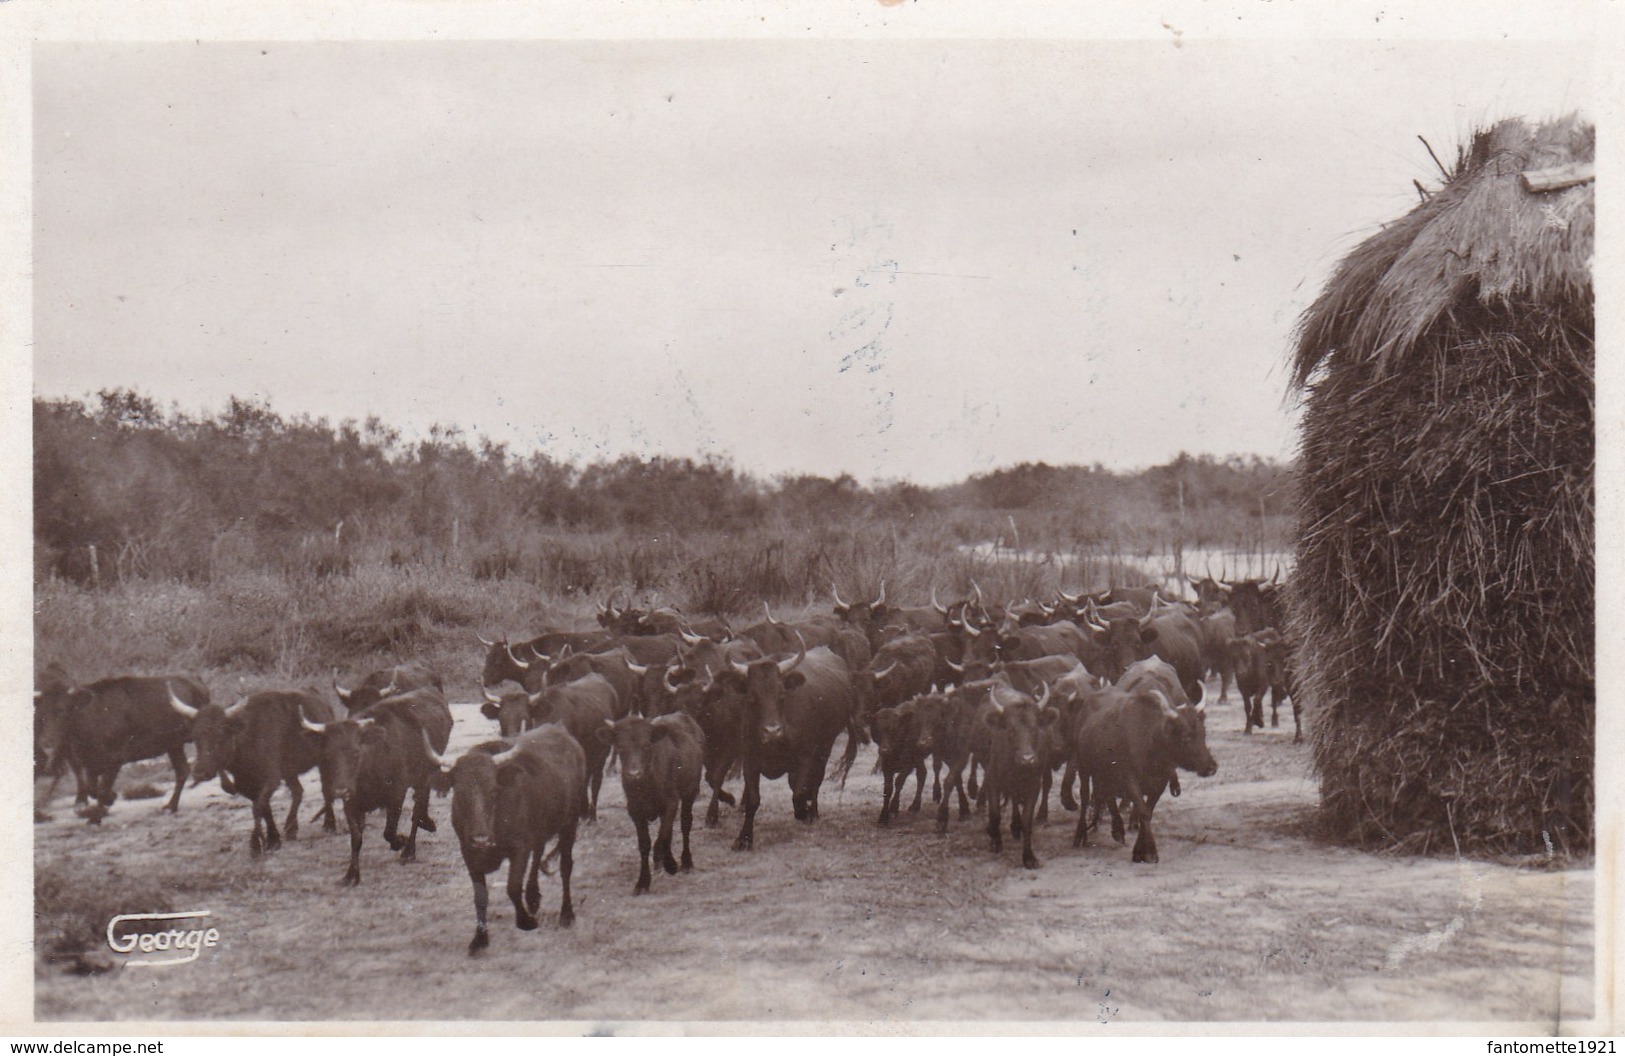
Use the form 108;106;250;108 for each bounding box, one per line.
105;910;219;967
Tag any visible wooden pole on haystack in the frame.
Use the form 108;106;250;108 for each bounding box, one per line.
1289;115;1594;856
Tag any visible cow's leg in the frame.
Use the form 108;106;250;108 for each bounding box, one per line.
164;745;189;813
400;784;429;862
556;827;576;927
908;760;926;813
1059;759;1079;812
678;792;695;872
1036;766;1051;824
657;800;679;875
1127;786;1157;864
733;764;760;851
1020;788;1042;869
342;802;364;886
524;849;543;916
1217;657;1233;705
966;758;980;800
587;759;604;822
283;775;303;841
383;795;406;851
312;757;338;832
82;766;120;824
1073;774;1091;848
931;756;942;803
249;798;266;858
705;786;723;829
633;815;653;894
257;783;282;854
508;853;538;930
878;766;895;825
985;776;1004;853
467;868;490;955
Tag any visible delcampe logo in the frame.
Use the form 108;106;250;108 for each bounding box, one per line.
105;910;220;967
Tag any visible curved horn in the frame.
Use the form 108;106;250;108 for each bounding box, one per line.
224;695;253;719
679;625;707;646
831;582;850;613
1034;683;1052;710
960;618;982;639
763;601;780;626
874;579;886;606
1086;617;1110;633
504;641;532;670
626;660;650;676
421;727;449;770
477;634;497;648
871;660;898;682
481;683;504;704
166;681;200;720
931;585;947;614
777;631;809;676
300;713;329;734
1058;588;1081;605
1194;700;1207;715
332;669;353;702
1150;689;1177;720
730;657;751;677
945;658;964;674
972;580;985;605
1271;563;1282;585
663;666;684;694
487;744;519;768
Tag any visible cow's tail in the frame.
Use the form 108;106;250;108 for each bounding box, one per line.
832;712;864;789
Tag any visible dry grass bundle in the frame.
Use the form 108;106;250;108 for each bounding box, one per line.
1291;116;1593;856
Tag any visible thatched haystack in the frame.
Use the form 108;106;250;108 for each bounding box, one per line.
1291;116;1593;856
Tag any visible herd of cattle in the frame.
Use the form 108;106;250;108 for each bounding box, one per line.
33;575;1297;955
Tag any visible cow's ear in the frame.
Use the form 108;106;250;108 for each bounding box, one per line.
594;722;616;746
783;672;807;691
1139;625;1160;642
1037;707;1060;728
719;670;748;692
982;709;1008;730
648;724;670;743
480;702;501;721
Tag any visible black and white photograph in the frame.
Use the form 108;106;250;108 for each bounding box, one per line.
4;1;1610;1034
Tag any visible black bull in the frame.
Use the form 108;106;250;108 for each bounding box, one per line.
707;645;861;851
175;687;339;856
56;673;210;824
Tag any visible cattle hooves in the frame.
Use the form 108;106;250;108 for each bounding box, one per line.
385;834;405;850
680;853;693;872
516;914;539;931
663;857;678;876
732;836;752;852
468;931;489;956
1023;855;1040;870
418;817;437;833
341;871;360;887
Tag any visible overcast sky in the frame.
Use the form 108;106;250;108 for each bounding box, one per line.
32;37;1594;485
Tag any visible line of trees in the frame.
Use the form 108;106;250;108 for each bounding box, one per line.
34;389;1295;593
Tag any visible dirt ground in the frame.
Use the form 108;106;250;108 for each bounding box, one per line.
33;687;1596;1027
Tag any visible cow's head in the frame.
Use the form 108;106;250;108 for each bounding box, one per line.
831;581;890;642
298;712;379;801
33;663;78;777
717;637;809;746
982;685;1057;773
174;685;252;784
476;635;534;693
479;684;533;738
871;701;916;762
1146;689;1217;778
597;716;673;786
446;741;515;851
1084;616;1150;682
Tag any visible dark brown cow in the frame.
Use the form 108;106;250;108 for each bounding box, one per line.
35;662;88;815
598;712;705;894
957;619;1093;679
57;673;208;823
707;642;860;851
540;646;647;718
529;673;619;820
301;686;453;886
1255;628;1301;742
1137;609;1207;705
923;677;1002;833
435;726;586;954
1072;665;1217;863
740;609;872;677
333;662;443;715
980;683;1060;869
654;637;764;826
176;686;337;855
477;631;613;692
479;686;535;738
1225;632;1272;735
860;633;940;715
1198;607;1238;705
872;698;929;825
